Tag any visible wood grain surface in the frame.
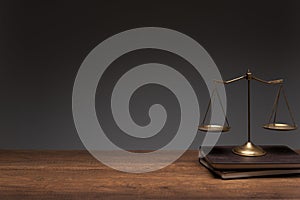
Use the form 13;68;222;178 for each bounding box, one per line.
0;150;300;199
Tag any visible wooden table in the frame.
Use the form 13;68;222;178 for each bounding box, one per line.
0;150;300;199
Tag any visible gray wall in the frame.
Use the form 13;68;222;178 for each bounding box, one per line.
0;1;300;150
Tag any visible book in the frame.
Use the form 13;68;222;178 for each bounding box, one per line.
199;145;300;170
199;158;300;179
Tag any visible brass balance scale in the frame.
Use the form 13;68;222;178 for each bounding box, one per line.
199;69;297;157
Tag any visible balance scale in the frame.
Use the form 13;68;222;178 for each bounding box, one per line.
199;69;297;157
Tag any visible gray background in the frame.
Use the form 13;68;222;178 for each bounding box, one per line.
0;0;300;150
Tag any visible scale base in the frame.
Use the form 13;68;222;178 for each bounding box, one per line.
232;142;266;157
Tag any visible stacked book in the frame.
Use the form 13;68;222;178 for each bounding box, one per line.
199;146;300;179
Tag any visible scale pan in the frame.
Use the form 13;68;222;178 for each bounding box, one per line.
263;123;297;131
198;124;230;132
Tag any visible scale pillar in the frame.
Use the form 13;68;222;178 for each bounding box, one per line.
232;70;266;157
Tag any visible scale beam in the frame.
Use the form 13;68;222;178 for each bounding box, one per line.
214;75;246;84
214;71;284;85
252;76;283;85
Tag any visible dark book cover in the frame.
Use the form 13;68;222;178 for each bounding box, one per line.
199;158;300;179
199;146;300;170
